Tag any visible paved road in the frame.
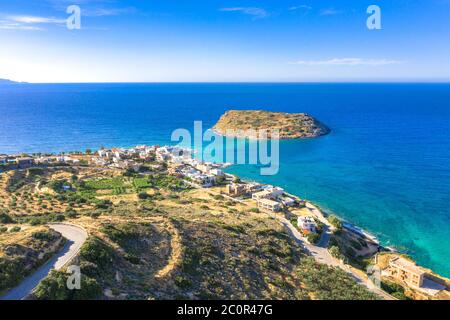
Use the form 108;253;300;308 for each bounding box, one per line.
0;224;88;300
180;185;394;299
271;211;394;300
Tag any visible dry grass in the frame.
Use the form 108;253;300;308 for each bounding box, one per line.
213;110;329;139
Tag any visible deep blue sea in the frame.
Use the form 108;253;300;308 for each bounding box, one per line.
1;83;449;277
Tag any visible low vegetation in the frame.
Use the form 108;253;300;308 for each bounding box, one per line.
213;110;330;139
1;166;380;300
0;227;64;293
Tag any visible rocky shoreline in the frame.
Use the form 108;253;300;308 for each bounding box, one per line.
213;110;330;139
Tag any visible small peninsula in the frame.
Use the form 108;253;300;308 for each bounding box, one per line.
213;110;330;139
0;79;24;85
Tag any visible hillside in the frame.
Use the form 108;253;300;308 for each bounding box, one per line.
213;110;330;139
0;165;377;300
0;79;20;84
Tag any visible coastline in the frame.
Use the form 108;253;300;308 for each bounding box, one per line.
223;168;400;257
212;110;331;140
2;144;449;299
211;128;330;140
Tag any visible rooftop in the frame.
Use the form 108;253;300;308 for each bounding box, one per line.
390;257;425;275
258;198;280;206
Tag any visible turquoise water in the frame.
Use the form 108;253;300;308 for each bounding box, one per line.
0;83;449;277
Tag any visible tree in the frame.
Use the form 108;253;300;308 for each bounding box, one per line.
328;215;343;230
307;232;320;244
33;270;101;300
138;192;149;200
0;213;14;224
329;245;344;260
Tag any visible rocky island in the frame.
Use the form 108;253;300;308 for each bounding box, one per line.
213;110;330;139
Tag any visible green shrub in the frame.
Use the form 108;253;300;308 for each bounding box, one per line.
0;258;24;291
124;253;140;265
381;281;410;300
79;237;114;271
87;211;102;219
175;276;192;289
32;231;57;242
307;232;320;244
94;199;112;209
9;226;21;233
328;215;343;230
0;213;14;224
33;270;102;300
138;192;149;200
329;245;344;260
65;210;78;219
297;257;380;300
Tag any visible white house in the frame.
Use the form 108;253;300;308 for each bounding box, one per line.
298;216;318;233
265;186;284;198
252;190;272;201
280;196;296;207
191;173;215;188
257;198;281;212
252;186;284;201
210;168;224;176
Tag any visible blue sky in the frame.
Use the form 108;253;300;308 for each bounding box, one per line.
1;0;450;82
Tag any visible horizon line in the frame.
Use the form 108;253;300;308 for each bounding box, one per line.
3;80;450;85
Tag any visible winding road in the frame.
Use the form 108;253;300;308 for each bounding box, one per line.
271;210;395;300
0;224;87;300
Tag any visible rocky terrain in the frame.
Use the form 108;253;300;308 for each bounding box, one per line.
0;225;65;293
1;165;377;300
213;110;330;139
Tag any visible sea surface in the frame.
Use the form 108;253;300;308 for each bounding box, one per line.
1;83;449;277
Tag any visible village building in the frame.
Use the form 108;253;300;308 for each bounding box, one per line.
191;173;215;188
196;163;212;173
280;196;296;207
252;190;272;201
253;186;284;200
265;186;284;197
257;198;281;212
225;183;247;197
209;168;224;176
15;157;35;169
298;216;318;233
245;182;262;193
387;256;426;287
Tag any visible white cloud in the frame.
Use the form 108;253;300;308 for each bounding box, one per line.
0;15;66;31
8;15;66;24
289;5;312;11
320;8;343;16
0;21;43;30
220;7;269;19
81;7;137;17
290;58;404;66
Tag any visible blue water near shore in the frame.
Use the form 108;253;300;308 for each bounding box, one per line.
1;83;450;277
